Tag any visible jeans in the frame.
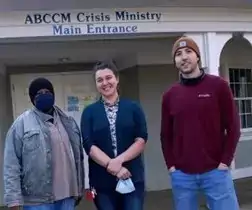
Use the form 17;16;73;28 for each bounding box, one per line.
170;169;239;210
94;182;145;210
23;197;75;210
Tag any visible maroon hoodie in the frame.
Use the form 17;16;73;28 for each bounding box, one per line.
160;72;241;174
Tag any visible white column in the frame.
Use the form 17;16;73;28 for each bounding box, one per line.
203;32;232;76
243;33;252;46
0;64;7;205
203;33;239;176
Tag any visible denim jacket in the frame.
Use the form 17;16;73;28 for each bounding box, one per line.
3;106;85;207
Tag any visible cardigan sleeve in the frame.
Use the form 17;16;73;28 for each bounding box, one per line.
132;102;148;141
80;106;93;155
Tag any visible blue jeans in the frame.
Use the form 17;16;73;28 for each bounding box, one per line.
23;197;75;210
170;169;239;210
94;182;145;210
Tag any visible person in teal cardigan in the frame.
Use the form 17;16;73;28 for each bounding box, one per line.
80;60;148;210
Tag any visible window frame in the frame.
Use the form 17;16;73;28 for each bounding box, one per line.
227;66;252;133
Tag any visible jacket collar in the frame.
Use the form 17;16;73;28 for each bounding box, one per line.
180;69;205;86
32;106;69;122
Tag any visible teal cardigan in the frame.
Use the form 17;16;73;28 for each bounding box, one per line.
80;98;148;190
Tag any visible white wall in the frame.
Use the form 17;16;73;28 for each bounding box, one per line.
0;65;9;205
138;64;179;191
0;74;4;205
119;66;139;101
0;0;249;11
0;67;15;206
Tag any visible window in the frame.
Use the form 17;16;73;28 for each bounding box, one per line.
229;68;252;129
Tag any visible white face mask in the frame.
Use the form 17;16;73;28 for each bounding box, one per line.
115;178;135;194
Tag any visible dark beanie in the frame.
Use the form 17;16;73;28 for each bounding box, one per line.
29;78;54;104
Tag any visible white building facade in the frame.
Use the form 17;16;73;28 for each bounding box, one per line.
0;2;252;205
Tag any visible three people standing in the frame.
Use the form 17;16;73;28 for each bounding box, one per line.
3;36;241;210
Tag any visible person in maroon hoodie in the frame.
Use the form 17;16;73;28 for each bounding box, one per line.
160;36;241;210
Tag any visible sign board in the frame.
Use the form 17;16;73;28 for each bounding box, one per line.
0;9;165;38
0;8;252;39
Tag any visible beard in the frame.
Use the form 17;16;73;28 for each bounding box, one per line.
178;62;197;75
180;68;194;75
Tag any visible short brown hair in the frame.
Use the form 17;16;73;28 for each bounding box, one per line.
93;60;119;77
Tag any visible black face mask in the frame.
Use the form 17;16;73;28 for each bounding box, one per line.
34;93;55;113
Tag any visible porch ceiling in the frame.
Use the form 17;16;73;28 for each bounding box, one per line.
0;36;177;67
1;0;252;11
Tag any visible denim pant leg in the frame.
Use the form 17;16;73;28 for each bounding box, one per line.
122;182;145;210
54;197;75;210
94;191;118;210
201;169;239;210
170;170;199;210
23;203;54;210
23;198;75;210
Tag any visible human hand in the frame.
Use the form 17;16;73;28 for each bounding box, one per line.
85;189;97;201
218;163;229;170
116;167;132;180
169;166;176;173
107;158;123;176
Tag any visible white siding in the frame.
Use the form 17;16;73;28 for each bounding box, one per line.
138;64;179;191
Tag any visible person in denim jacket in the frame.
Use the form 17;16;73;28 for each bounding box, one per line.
3;78;84;210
